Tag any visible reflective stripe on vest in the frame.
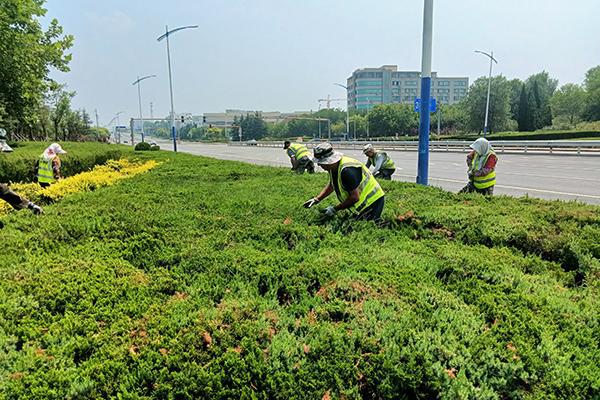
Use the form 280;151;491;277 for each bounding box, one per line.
37;156;55;184
330;156;385;214
369;151;395;170
288;143;310;160
472;151;496;189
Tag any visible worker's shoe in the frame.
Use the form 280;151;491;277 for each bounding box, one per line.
27;202;43;215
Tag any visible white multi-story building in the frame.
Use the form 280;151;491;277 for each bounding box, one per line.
347;65;469;110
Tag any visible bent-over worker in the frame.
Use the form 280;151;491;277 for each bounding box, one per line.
363;144;396;180
459;138;497;196
1;129;43;214
303;142;385;222
37;143;66;187
283;141;315;174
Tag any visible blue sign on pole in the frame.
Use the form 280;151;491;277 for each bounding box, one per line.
414;98;437;113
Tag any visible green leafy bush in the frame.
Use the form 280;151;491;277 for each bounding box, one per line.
0;142;129;183
0;151;598;399
150;144;160;151
135;141;152;151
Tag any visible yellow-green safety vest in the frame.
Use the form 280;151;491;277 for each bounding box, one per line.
37;156;55;184
368;151;396;170
287;143;310;160
472;151;496;189
330;156;385;214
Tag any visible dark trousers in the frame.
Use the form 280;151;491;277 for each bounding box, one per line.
357;196;385;222
459;182;494;196
374;169;395;180
39;182;50;188
294;157;315;174
0;183;29;210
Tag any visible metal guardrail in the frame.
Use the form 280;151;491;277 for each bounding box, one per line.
230;140;600;155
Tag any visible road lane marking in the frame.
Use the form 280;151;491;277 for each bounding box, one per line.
395;174;600;199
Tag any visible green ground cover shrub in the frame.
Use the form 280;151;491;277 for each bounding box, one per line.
0;151;598;399
0;142;129;183
135;142;152;151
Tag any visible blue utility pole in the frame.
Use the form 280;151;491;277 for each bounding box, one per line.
417;0;434;185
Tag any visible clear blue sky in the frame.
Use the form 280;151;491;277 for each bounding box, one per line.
46;0;600;125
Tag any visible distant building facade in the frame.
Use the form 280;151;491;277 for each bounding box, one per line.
199;110;311;126
347;65;468;110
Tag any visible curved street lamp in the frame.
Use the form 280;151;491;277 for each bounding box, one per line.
157;25;198;152
132;75;157;143
107;111;125;143
475;50;498;137
333;83;350;140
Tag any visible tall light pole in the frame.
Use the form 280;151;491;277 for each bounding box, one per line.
132;74;156;143
157;25;198;152
333;83;350;139
475;50;498;137
417;0;434;186
107;111;124;143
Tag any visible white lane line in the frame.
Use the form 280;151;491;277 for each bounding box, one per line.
499;171;600;182
396;174;600;199
494;184;600;199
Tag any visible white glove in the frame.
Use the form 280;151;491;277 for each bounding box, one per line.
303;198;320;208
28;202;43;215
324;206;336;217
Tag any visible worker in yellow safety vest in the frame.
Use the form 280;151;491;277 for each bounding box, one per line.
283;141;315;174
303;142;385;222
363;143;396;180
459;138;498;196
37;143;67;187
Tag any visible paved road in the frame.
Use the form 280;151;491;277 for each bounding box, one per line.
155;140;600;204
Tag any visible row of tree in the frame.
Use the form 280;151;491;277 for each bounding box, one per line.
168;65;600;141
0;0;106;141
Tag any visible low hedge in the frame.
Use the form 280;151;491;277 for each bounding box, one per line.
0;142;129;183
448;130;600;141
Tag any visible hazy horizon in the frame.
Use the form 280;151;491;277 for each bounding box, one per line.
46;0;600;125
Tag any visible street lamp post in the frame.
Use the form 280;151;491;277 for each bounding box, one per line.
333;83;350;140
107;111;124;143
132;75;157;143
157;25;198;152
475;50;498;137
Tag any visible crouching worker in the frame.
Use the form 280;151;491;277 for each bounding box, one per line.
37;143;67;187
1;184;43;214
459;138;497;196
363;143;396;180
303;142;385;222
283;141;315;174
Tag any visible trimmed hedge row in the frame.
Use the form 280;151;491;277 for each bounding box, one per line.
448;130;600;141
0;142;129;183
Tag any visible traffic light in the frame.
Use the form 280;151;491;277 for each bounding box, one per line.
202;116;207;123
180;115;185;124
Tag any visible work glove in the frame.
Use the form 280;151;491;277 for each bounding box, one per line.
28;202;43;215
303;198;320;208
324;206;337;217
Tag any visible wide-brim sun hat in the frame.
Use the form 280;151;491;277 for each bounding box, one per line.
50;143;67;154
314;142;343;165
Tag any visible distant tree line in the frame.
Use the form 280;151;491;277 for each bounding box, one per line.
0;0;106;142
194;65;600;140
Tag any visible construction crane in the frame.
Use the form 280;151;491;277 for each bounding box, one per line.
318;94;345;110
